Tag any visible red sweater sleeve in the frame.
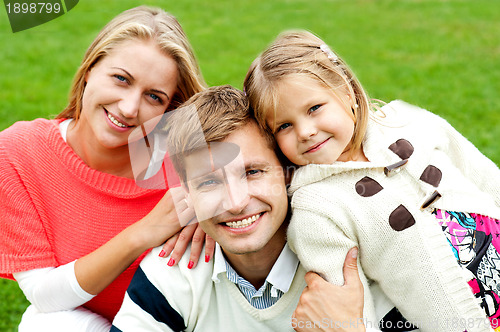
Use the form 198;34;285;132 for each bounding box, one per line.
0;121;57;279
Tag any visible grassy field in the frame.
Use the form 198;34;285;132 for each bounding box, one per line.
1;0;499;330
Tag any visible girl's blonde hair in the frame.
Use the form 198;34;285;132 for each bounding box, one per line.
244;30;371;159
57;6;206;120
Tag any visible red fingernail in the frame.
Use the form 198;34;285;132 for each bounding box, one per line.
187;261;194;269
167;258;175;266
158;250;166;258
205;255;210;263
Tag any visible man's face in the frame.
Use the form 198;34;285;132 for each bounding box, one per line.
184;121;288;255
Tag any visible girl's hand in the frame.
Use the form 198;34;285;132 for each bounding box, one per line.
158;225;215;269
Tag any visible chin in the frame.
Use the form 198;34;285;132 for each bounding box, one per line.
223;243;263;256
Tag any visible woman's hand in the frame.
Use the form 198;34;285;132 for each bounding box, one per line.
292;248;365;332
132;186;195;249
155;186;216;268
158;224;215;269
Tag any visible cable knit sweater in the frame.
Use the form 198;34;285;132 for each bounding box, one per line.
0;118;167;321
287;100;500;332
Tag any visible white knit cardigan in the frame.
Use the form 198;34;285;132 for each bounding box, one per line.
287;100;500;332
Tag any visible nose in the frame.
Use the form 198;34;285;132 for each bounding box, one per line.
118;91;141;119
222;176;250;214
296;120;317;142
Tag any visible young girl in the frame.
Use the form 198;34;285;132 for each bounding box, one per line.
244;30;500;332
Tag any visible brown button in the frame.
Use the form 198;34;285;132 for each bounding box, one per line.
420;165;442;187
355;177;384;197
389;205;415;232
389;205;415;231
388;139;414;160
384;159;408;176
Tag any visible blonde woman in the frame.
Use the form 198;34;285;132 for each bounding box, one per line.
0;6;213;331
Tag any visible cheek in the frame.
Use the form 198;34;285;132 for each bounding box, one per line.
252;172;287;201
276;135;297;160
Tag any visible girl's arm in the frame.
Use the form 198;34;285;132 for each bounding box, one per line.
286;205;378;325
435;112;500;206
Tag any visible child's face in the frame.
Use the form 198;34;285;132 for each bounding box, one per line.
268;76;355;165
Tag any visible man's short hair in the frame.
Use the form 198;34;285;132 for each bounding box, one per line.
163;85;275;182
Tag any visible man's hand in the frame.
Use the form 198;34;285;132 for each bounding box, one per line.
292;247;365;331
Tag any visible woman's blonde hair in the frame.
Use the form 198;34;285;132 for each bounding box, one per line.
244;30;371;159
57;6;206;120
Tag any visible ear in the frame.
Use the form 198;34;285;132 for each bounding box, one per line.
84;70;90;85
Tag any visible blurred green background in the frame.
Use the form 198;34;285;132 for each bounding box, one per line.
1;0;499;330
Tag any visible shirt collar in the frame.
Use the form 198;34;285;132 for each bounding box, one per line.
211;242;299;294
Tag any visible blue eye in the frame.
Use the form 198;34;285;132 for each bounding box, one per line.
309;105;321;113
114;75;128;83
196;178;219;190
149;93;162;103
246;169;262;177
277;123;291;132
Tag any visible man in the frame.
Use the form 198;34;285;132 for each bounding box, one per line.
111;86;372;332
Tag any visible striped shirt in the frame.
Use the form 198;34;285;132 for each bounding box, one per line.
211;243;299;309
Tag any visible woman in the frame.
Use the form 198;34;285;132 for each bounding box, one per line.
0;6;211;331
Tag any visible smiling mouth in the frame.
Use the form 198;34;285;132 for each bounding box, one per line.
305;137;330;153
106;110;130;128
225;213;262;228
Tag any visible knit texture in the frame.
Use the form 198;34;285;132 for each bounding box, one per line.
287;101;500;332
112;246;306;331
0;118;166;321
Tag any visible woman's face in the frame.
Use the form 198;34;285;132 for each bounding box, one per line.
79;39;178;150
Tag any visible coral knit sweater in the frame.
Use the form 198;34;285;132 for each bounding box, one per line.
0;118;170;322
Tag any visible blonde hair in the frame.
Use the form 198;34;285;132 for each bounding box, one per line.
163;85;275;182
57;6;205;120
244;30;371;159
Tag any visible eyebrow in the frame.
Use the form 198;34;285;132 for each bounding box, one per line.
113;67;170;100
246;161;273;170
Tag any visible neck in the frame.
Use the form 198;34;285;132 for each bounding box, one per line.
223;224;287;289
67;120;134;178
339;144;369;163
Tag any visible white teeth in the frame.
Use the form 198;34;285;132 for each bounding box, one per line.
225;213;261;228
107;112;127;128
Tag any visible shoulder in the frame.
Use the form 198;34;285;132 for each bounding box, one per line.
122;246;215;331
0;118;61;151
0;118;59;138
290;169;358;215
0;119;61;171
133;246;214;308
379;100;449;128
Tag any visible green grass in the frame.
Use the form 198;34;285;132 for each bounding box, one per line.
1;0;499;329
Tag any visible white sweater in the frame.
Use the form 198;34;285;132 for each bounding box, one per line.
287;100;500;332
112;247;307;332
